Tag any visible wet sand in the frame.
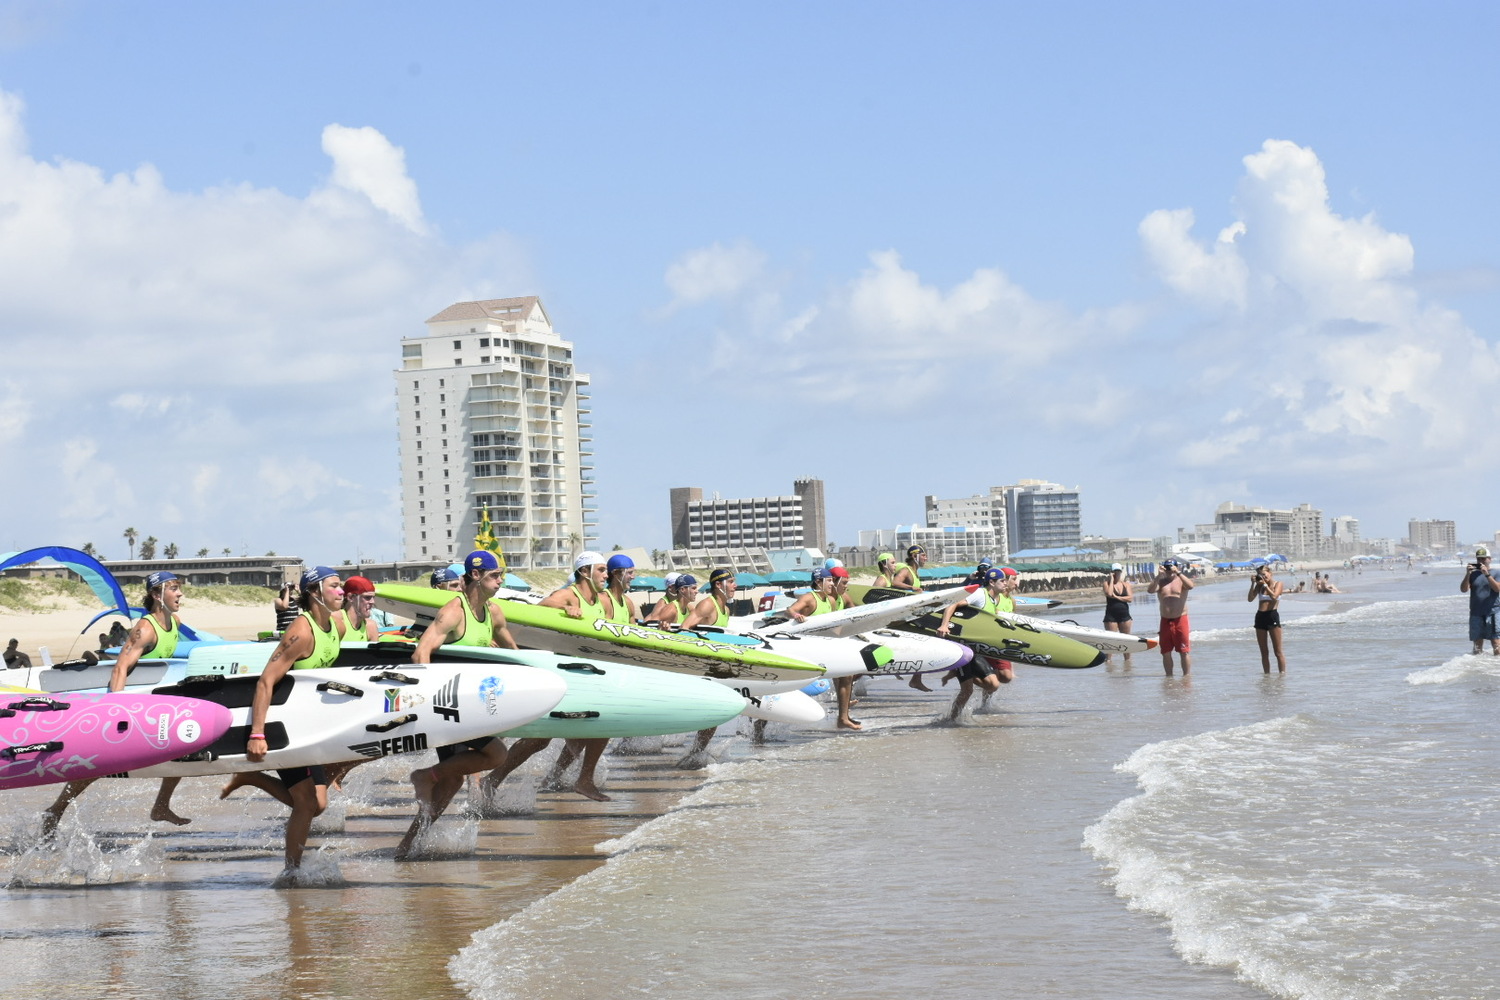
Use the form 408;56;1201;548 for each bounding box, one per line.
0;738;716;1000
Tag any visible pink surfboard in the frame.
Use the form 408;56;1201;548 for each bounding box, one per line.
0;692;233;790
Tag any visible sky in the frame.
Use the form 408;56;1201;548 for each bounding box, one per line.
2;1;1498;562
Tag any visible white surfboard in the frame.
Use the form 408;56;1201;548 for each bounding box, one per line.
109;663;567;777
847;629;974;676
739;688;826;724
730;586;971;638
999;612;1157;654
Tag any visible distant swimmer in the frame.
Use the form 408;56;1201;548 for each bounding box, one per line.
390;552;521;857
936;567;1015;719
1248;563;1287;674
1461;547;1500;655
1148;559;1194;677
644;573;698;626
476;552;615;806
41;571;197;836
1102;563;1135;668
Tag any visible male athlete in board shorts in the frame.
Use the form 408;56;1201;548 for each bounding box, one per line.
1148;558;1194;676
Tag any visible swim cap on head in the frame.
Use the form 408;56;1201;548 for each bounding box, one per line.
877;552;895;565
430;566;460;586
709;568;735;585
983;567;1005;584
830;566;849;579
574;551;606;572
664;572;681;589
607;554;635;573
343;575;375;595
675;574;698;589
466;550;501;572
146;570;178;590
301;565;338;589
811;567;832;583
907;544;926;558
1000;567;1019;577
823;558;843;570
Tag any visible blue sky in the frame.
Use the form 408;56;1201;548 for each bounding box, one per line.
2;1;1497;561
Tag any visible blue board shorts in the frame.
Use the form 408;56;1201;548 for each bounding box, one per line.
1470;613;1498;642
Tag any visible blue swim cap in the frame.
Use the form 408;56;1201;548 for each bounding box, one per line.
430;566;460;585
823;557;843;570
607;554;635;573
675;574;698;589
811;567;832;582
301;565;338;589
466;550;501;572
146;570;178;590
983;567;1004;584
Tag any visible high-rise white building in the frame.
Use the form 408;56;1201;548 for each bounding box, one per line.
996;480;1082;552
1408;518;1457;554
395;297;595;567
923;491;1010;560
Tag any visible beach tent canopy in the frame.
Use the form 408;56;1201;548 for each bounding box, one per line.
1263;553;1288;562
0;545;210;639
766;570;809;586
735;572;769;587
630;575;667;592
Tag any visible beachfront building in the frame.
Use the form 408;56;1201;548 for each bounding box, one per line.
1178;501;1325;560
1082;535;1154;562
924;491;1010;560
1407;518;1457;554
395;297;596;568
858;525;998;567
994;480;1082;552
1328;515;1361;556
669;479;827;552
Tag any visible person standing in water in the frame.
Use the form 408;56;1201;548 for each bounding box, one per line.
1461;547;1500;655
41;571;196;836
1248;563;1287;673
242;566;346;872
1148;558;1194;676
1102;563;1135;668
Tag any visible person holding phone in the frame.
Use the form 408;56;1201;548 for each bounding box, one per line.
1148;558;1195;676
1248;564;1286;674
1461;547;1500;655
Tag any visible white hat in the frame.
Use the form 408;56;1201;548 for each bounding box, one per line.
574;551;606;571
664;572;681;588
1111;563;1123;571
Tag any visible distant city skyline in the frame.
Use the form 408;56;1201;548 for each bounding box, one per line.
2;6;1497;561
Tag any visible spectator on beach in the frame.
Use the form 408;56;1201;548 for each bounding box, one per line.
273;581;300;634
1102;563;1134;668
4;638;32;669
1148;559;1194;676
1248;564;1287;674
1461;547;1500;656
962;556;995;587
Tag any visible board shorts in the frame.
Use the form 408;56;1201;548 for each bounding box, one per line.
1103;600;1132;624
275;765;328;789
956;657;997;682
1470;613;1499;642
436;736;498;762
1158;616;1190;653
1254;608;1282;631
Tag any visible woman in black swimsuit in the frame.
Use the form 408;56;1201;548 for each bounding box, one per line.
1101;564;1134;667
1248;564;1287;674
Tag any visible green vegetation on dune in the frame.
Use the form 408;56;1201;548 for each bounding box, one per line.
0;577;278;613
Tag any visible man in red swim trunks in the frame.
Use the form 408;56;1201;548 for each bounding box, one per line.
1148;558;1195;676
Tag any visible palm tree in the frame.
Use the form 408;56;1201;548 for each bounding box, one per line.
123;527;138;559
221;548;232;557
140;536;158;560
196;548;209;557
81;542;98;558
164;542;179;559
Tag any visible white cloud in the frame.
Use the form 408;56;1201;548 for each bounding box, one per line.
320;124;428;234
663;240;767;307
0;88;527;560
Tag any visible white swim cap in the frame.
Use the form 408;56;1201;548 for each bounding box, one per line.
574;551;606;571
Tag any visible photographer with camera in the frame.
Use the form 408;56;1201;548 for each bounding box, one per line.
1148;558;1195;676
1248;563;1286;674
1460;547;1500;655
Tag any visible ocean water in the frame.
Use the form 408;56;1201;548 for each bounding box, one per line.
453;567;1500;999
3;566;1492;1000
